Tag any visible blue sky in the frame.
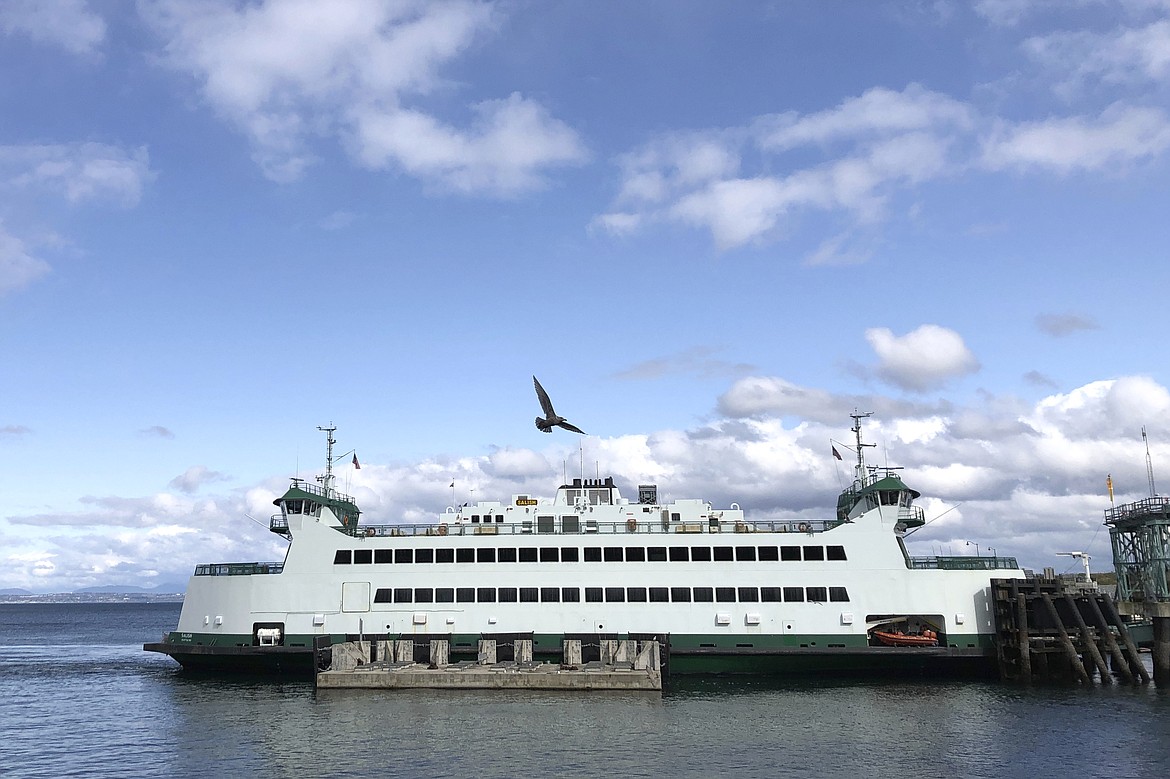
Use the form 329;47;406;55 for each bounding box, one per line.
2;0;1170;591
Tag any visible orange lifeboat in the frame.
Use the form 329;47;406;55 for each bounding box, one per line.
872;628;939;647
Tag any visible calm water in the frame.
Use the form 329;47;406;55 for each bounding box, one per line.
1;603;1168;778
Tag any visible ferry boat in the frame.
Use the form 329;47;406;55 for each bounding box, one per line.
145;416;1025;676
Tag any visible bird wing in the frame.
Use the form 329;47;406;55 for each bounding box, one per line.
557;420;586;435
533;375;556;417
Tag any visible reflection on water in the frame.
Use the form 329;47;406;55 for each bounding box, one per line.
3;604;1169;779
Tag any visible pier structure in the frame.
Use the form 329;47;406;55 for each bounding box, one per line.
317;634;663;690
992;578;1149;685
1106;496;1170;683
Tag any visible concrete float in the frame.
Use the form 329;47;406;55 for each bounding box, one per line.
316;638;662;691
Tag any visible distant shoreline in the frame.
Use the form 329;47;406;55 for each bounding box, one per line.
0;594;184;605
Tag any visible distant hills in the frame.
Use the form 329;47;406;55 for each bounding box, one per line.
78;583;186;594
0;582;186;600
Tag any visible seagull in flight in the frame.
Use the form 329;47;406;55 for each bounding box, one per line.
533;376;586;435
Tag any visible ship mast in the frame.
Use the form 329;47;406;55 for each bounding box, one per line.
850;411;876;482
1143;426;1157;498
317;424;337;498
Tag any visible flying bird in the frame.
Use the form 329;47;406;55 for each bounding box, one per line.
533;376;586;435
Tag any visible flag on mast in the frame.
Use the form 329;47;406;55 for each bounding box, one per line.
1107;473;1113;502
832;446;843;461
352;454;361;469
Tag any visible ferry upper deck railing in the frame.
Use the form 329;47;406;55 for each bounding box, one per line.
194;562;285;576
338;517;845;538
908;555;1019;571
286;479;357;506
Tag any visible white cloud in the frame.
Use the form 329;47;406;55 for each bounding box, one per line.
8;375;1170;590
0;223;51;297
756;84;973;151
0;143;154;206
0;0;106;54
168;466;229;494
144;0;585;192
982;105;1170;172
1024;19;1170;91
350;93;587;196
596;85;973;250
865;324;981;391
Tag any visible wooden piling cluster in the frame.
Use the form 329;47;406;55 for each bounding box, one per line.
992;578;1150;685
317;635;663;690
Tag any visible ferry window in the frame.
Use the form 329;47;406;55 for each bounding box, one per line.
761;587;782;602
563;515;580;533
374;549;393;564
627;587;647;602
519;548;538;563
670;587;691;602
603;547;623;562
415;588;434;603
498;587;518;602
477;587;496;603
715;587;736;603
520;587;538;603
537;515;555;533
457;588;475;603
436;588;455;603
540;548;559;562
625;547;645;562
477;548;496;563
285;499;303;514
735;547;756;562
353;549;372;564
496;514;505;523
393;588;412;603
584;547;602;562
693;587;714;602
374;588;391;603
395;549;413;564
561;547;579;563
671;512;681;521
780;546;801;561
456;548;474;563
669;547;688;562
333;550;352;564
738;587;759;602
498;548;517;563
605;587;625;602
758;546;779;561
713;546;733;562
649;587;669;603
647;547;667;562
415;549;434;564
562;587;580;602
540;587;560;602
585;587;603;603
880;490;899;506
471;515;480;523
829;587;850;602
783;587;804;602
827;546;847;561
691;547;711;562
806;587;828;602
803;546;825;561
435;548;455;564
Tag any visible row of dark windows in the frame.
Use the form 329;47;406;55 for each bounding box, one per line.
372;585;850;605
335;544;847;565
